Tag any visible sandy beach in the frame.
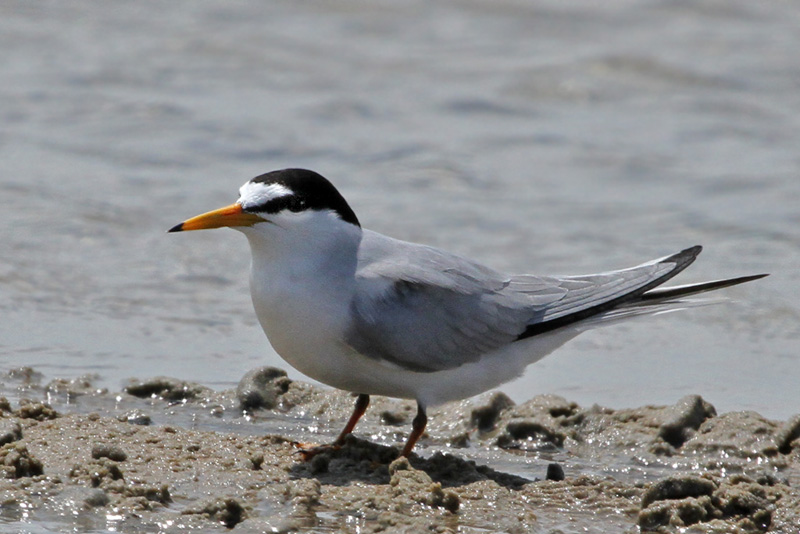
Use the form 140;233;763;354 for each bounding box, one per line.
1;366;797;533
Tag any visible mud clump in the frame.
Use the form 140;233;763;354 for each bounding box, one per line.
291;435;396;482
45;375;107;400
470;392;515;432
182;497;247;528
14;400;58;421
122;483;172;506
639;475;775;532
775;414;800;454
124;377;211;401
681;411;781;459
59;486;111;508
0;420;23;446
235;366;290;410
0;442;44;478
492;394;581;451
657;394;716;448
70;458;124;487
117;410;152;426
389;457;460;512
499;420;566;449
291;435;530;490
91;443;128;462
641;475;717;508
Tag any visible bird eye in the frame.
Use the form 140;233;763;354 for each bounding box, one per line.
288;197;305;212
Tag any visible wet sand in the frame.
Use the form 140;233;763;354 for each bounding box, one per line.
1;367;798;533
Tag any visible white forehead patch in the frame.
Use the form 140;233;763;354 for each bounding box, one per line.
238;181;293;210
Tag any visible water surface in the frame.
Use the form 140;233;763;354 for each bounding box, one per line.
2;0;798;419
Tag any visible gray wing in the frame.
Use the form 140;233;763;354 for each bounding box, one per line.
346;232;700;373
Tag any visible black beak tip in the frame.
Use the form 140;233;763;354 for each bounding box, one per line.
167;223;184;233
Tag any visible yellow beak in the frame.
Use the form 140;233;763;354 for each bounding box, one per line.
168;203;264;232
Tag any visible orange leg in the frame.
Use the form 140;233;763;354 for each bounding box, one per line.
297;394;370;460
400;403;427;457
334;393;370;445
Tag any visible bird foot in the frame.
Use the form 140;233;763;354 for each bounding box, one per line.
292;441;342;461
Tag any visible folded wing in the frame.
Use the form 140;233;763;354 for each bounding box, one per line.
346;239;712;373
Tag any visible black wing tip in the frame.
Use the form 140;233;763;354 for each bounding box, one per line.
167;223;184;233
656;245;703;279
672;245;703;262
655;245;703;273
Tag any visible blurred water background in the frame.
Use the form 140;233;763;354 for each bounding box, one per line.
2;1;798;419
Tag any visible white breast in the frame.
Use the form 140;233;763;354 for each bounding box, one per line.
240;211;385;391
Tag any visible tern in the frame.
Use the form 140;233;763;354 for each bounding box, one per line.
169;168;766;457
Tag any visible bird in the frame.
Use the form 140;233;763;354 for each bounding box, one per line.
169;168;767;457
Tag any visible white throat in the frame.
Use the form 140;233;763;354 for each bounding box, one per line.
241;210;361;280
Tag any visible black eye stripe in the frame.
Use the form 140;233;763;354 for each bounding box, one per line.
246;195;304;214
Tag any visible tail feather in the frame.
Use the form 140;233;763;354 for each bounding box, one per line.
639;273;769;303
575;273;769;330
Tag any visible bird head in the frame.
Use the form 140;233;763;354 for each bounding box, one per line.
168;168;360;234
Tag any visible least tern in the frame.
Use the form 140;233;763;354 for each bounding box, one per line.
170;168;767;457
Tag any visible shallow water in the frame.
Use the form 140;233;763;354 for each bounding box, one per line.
2;0;799;423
